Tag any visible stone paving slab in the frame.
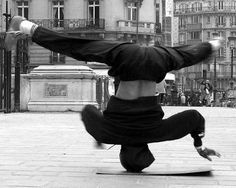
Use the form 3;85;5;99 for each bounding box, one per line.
0;106;236;187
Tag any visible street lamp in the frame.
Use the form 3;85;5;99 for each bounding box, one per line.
228;36;236;89
212;32;218;104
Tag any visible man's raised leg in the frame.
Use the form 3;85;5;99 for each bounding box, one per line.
4;16;128;66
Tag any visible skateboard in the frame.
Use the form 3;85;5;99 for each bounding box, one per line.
97;166;213;176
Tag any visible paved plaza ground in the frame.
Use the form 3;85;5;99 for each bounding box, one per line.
0;106;236;188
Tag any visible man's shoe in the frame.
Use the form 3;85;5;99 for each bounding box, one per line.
4;16;26;51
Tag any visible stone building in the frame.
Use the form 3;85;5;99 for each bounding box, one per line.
174;0;236;92
1;0;158;70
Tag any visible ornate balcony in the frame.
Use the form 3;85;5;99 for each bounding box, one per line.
116;20;155;34
29;19;105;30
187;23;202;31
174;6;236;16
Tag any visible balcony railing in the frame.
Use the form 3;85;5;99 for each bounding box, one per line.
117;20;155;34
30;19;105;30
174;6;236;15
183;71;236;81
187;23;202;30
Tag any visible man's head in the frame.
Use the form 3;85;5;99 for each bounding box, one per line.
119;144;155;172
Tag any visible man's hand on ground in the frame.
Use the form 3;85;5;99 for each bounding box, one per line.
196;146;221;161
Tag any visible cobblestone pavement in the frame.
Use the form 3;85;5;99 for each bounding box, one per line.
0;106;236;188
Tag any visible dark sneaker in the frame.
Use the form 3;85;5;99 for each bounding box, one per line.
4;16;26;51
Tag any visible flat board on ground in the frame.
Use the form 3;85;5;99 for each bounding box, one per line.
97;166;213;176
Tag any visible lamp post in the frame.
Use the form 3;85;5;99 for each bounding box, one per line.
228;36;236;89
3;0;11;113
212;32;218;105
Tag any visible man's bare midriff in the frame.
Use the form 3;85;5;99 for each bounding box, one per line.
115;80;156;100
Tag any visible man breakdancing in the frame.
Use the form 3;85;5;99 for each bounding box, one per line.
5;16;221;172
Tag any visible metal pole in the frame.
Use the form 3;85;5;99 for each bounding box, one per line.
14;41;21;112
3;0;12;113
213;55;217;105
0;38;3;110
231;48;234;89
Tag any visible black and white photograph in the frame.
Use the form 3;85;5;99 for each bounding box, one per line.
0;0;236;187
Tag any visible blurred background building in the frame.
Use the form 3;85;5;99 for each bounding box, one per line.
0;0;159;72
174;0;236;94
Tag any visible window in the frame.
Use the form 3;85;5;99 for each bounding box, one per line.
231;32;236;37
218;47;224;57
207;16;210;23
127;2;137;21
207;32;211;39
218;31;224;37
207;64;210;72
218;16;224;25
218;1;224;10
179;17;186;28
53;1;64;27
191;15;200;24
179;3;188;13
233;1;236;10
232;16;236;25
179;33;185;44
190;31;200;40
17;1;29;19
192;2;202;12
88;0;100;26
51;52;65;64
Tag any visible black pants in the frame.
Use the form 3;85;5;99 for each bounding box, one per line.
32;26;208;172
82;97;205;172
82;96;204;147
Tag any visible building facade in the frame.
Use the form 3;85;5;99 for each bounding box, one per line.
174;0;236;92
1;0;159;70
